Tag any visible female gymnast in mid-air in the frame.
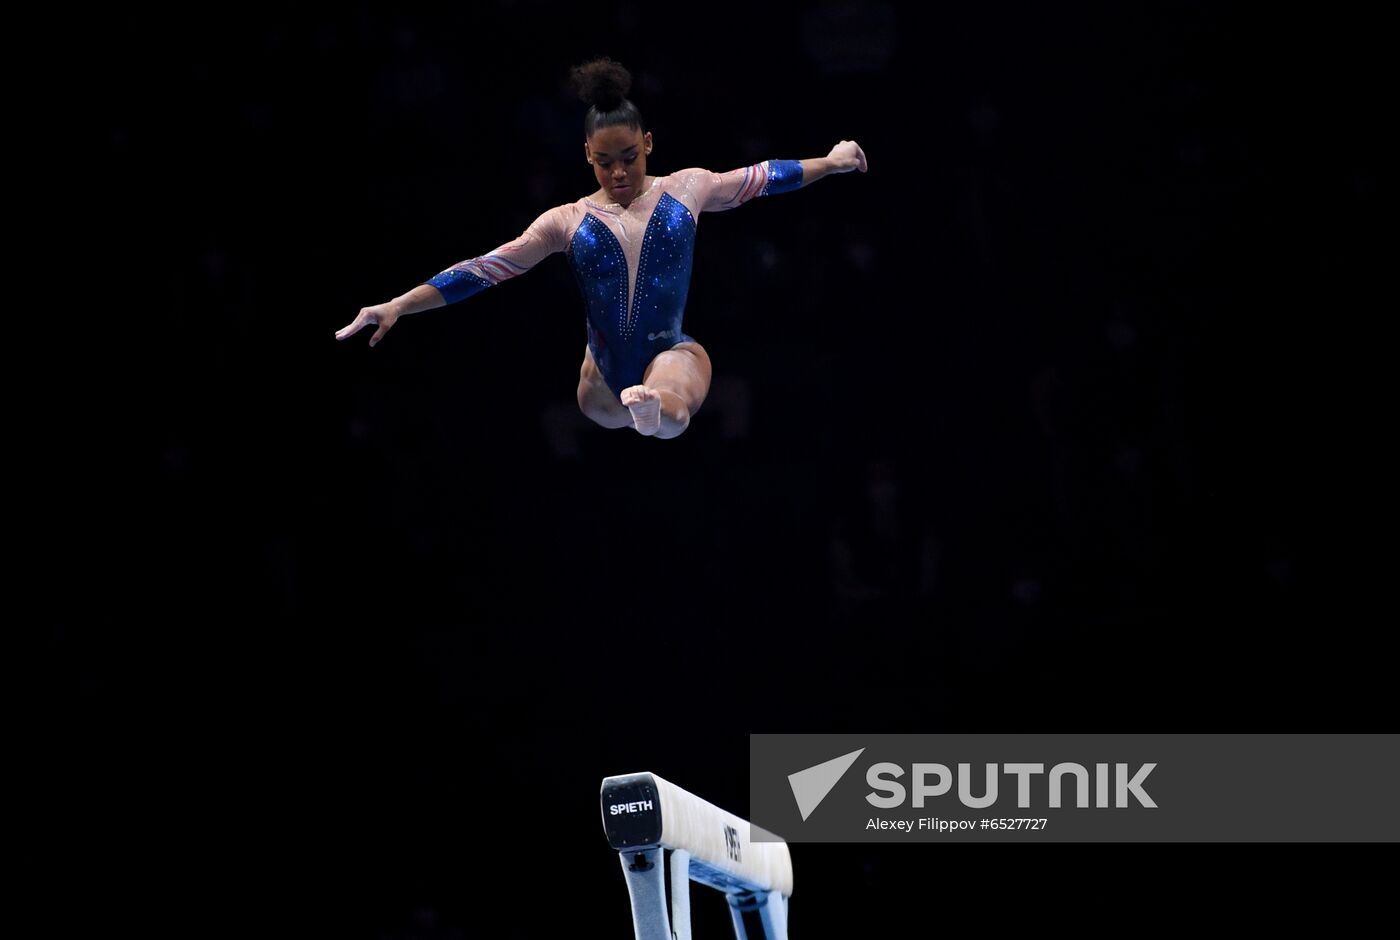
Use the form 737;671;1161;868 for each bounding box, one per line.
336;56;867;439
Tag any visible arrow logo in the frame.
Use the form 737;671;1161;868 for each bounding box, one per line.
787;748;865;821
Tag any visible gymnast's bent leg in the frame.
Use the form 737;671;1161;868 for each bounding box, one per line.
625;340;713;439
578;345;633;430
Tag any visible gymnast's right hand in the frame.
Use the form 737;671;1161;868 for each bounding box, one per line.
336;301;402;348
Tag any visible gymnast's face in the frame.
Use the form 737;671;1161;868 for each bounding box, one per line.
585;125;652;205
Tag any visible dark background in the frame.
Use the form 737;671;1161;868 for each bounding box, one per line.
44;0;1384;933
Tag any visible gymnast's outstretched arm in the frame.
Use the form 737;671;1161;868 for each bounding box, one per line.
335;205;570;347
682;139;868;214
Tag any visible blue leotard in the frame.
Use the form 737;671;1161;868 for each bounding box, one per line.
425;160;803;399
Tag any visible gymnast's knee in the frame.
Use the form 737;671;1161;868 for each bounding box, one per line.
656;402;692;439
577;385;631;429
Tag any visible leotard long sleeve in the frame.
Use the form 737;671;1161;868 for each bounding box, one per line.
424;159;803;399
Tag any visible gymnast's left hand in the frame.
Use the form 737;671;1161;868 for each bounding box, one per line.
827;140;868;173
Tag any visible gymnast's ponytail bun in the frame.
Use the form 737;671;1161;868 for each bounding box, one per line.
569;56;647;138
570;56;630;111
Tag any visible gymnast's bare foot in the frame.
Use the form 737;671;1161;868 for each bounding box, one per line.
621;385;662;436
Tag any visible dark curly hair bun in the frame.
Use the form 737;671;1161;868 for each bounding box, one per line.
570;57;631;111
569;57;646;137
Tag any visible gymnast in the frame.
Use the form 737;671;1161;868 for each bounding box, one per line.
335;56;867;439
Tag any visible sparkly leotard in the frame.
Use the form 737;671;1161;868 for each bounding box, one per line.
424;160;803;399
